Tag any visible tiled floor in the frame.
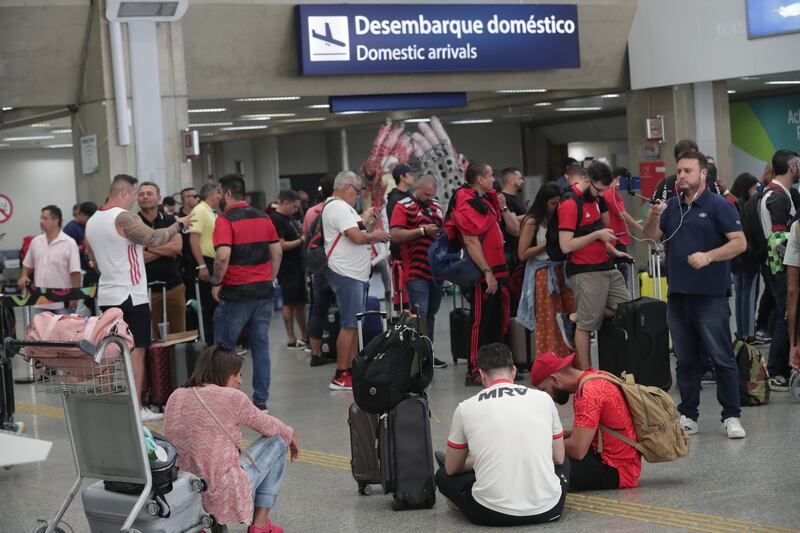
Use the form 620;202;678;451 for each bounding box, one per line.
2;296;799;532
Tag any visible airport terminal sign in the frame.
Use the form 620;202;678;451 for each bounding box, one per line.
296;4;580;75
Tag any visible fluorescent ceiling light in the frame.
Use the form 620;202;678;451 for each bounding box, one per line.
30;123;51;128
200;133;215;137
118;1;179;17
188;122;233;128
51;129;72;134
2;135;55;142
534;102;552;107
740;76;761;80
241;113;297;120
234;96;301;102
307;104;330;109
188;108;227;113
765;80;800;85
281;117;326;123
600;93;621;98
336;111;371;115
405;118;431;123
48;144;73;148
0;143;10;147
496;89;547;94
727;90;737;94
555;106;602;112
1;107;12;111
219;125;269;131
450;119;493;125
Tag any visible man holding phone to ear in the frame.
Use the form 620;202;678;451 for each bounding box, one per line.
644;150;747;440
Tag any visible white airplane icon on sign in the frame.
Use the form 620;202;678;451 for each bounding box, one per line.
308;16;351;61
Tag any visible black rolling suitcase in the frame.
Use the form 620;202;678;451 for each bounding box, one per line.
598;259;671;391
379;396;436;510
449;289;471;363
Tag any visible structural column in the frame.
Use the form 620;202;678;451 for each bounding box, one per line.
71;6;191;204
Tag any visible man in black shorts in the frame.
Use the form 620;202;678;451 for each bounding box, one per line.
271;190;309;349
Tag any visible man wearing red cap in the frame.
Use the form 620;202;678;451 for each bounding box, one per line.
436;343;569;526
531;352;641;490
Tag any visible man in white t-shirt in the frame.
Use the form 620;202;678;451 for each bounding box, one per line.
323;170;390;391
782;218;800;378
436;343;569;526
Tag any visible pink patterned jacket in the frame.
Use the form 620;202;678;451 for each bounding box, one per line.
164;385;294;524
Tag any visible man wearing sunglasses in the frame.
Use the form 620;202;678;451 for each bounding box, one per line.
557;161;631;370
323;171;390;391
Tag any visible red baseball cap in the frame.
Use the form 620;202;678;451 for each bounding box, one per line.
531;352;575;387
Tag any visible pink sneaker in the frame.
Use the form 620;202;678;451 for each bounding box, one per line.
248;520;284;533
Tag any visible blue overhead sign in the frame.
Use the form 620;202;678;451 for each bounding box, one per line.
746;0;800;39
296;4;580;76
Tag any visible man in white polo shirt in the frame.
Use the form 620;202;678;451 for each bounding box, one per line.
18;205;81;312
436;343;569;526
323;170;389;391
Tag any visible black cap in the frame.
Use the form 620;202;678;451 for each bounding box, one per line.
392;164;413;181
613;166;630;178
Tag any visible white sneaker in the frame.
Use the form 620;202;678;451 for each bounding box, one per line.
140;407;164;422
722;417;746;439
679;415;698;435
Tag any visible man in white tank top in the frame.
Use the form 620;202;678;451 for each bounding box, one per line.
85;174;193;422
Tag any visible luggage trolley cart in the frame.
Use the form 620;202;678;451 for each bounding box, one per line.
3;334;212;533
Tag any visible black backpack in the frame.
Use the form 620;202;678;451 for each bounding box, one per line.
545;191;585;262
304;201;342;275
739;185;789;267
352;316;434;414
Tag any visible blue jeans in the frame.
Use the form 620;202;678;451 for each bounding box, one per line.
308;273;336;340
667;294;741;421
767;270;791;379
325;268;367;329
214;298;274;406
733;270;758;339
241;436;286;510
405;278;443;340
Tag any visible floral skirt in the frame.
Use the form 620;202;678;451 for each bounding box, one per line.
534;266;575;357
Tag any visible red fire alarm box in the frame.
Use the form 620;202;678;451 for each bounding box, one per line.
639;161;667;200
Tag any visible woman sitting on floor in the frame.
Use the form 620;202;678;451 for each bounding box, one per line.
165;345;299;533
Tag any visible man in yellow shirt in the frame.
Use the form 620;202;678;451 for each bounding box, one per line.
190;182;220;343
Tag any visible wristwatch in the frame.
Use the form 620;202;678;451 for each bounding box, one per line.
502;206;510;213
177;220;185;231
481;266;492;274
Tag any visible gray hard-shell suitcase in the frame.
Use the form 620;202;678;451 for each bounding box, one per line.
379;396;436;510
348;402;382;495
82;471;214;533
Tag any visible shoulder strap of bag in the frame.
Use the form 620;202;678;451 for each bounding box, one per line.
319;200;343;259
192;387;261;473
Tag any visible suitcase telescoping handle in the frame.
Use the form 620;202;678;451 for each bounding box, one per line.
195;279;205;345
148;281;169;340
647;245;664;300
355;310;387;351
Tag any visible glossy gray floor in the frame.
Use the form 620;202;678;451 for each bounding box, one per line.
2;296;799;533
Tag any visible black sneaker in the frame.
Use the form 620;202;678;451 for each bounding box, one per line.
753;329;772;345
465;373;481;386
700;370;716;384
310;355;332;367
433;357;448;369
254;403;268;412
434;451;446;469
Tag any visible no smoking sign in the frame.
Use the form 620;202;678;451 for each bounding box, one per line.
0;194;13;223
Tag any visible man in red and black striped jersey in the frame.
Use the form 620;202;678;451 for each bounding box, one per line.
390;174;448;369
211;174;283;411
445;161;520;386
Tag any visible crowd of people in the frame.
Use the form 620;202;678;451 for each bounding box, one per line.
13;142;800;531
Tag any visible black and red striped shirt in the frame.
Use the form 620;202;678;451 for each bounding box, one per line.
213;202;278;301
389;196;444;281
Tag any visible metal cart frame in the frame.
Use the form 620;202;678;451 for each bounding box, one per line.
5;335;153;533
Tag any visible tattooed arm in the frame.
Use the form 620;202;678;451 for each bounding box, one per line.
116;211;193;247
